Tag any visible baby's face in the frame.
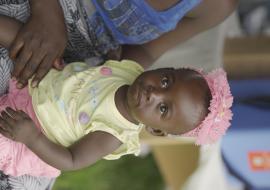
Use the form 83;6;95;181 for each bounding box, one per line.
127;68;209;135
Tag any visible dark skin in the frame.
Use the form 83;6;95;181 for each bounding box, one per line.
0;0;235;170
0;67;209;171
0;108;122;170
122;0;239;68
7;0;238;87
0;17;122;170
9;0;67;88
0;16;64;70
0;16;209;168
146;0;181;11
125;68;210;135
0;16;22;49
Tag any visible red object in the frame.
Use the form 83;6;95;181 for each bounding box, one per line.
248;151;270;171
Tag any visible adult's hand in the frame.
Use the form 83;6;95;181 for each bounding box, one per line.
9;0;67;88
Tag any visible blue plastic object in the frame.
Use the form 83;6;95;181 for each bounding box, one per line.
222;79;270;190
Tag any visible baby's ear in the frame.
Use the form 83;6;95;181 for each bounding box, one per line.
53;58;65;70
146;126;167;136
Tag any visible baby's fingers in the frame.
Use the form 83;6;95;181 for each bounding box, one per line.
0;120;15;140
5;107;23;120
0;117;12;133
18;110;30;119
0;126;10;138
1;111;16;127
9;36;24;61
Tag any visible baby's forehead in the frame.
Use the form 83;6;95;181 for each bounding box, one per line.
171;93;207;133
175;68;202;77
174;84;204;110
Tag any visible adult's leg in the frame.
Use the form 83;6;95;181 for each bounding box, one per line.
0;48;12;95
0;171;54;190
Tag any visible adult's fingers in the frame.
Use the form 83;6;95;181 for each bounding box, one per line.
31;54;55;87
12;46;33;82
53;58;65;70
18;48;46;86
9;36;24;60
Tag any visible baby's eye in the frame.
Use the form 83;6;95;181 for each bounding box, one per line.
161;76;169;88
159;103;168;115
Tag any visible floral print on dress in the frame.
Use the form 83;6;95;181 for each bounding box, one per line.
100;67;112;76
74;65;84;72
79;112;90;125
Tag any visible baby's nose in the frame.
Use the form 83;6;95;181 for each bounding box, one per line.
145;85;164;101
142;85;153;101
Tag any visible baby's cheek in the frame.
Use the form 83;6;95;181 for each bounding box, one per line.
135;109;156;126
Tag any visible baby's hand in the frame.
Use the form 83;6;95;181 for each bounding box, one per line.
0;107;40;146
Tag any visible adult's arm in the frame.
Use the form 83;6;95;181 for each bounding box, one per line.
122;0;239;69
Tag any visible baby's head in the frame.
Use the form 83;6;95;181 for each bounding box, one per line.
127;67;233;145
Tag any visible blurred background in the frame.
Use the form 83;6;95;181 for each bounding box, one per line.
53;1;270;190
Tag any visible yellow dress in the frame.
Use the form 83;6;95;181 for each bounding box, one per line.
29;60;144;159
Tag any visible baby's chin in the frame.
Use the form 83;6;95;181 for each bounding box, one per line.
126;86;140;118
126;85;135;104
126;79;141;107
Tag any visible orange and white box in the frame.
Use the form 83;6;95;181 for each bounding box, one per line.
248;151;270;171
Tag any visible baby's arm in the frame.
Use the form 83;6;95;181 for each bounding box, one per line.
28;130;121;170
0;15;22;49
62;131;122;170
0;108;122;171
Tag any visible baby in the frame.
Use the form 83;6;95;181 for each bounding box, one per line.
0;16;233;178
0;59;233;177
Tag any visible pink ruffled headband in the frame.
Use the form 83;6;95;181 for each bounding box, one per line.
181;68;233;145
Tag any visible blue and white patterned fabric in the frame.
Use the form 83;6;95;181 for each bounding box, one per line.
90;0;202;44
